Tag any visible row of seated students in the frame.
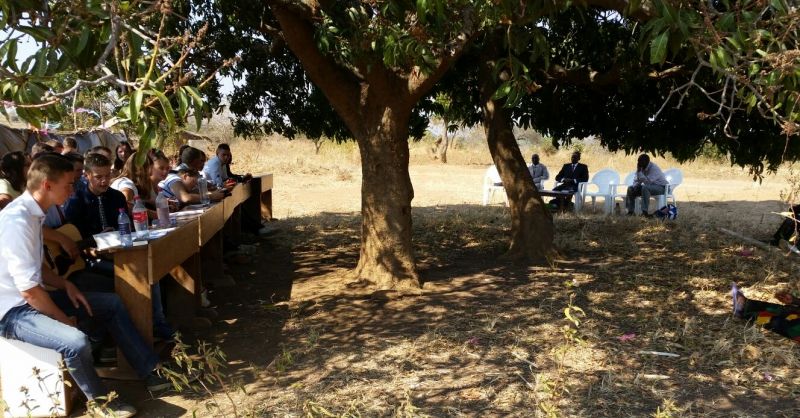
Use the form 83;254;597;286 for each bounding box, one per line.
0;142;259;417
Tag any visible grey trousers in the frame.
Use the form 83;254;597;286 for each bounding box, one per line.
626;184;666;214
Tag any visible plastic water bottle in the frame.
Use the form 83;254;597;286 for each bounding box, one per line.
156;192;170;228
118;208;133;247
132;196;149;239
198;177;210;205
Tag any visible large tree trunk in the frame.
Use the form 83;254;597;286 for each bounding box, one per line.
352;103;420;290
437;120;450;163
271;5;465;291
479;38;556;263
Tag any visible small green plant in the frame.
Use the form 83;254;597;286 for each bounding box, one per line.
652;398;681;418
275;346;295;372
161;333;247;417
302;399;366;417
393;390;429;418
538;292;587;417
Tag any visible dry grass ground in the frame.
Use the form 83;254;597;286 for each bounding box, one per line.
105;137;800;417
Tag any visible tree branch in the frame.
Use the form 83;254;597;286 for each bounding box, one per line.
269;3;362;132
94;7;121;72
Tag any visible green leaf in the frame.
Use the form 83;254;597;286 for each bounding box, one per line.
33;49;48;77
178;89;189;119
770;0;787;13
749;63;761;77
725;36;741;51
650;32;669;64
129;89;143;124
416;0;428;23
183;86;204;105
492;81;512;100
7;39;18;72
137;123;156;160
151;89;175;128
77;27;91;54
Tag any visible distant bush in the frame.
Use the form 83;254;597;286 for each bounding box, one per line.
698;142;728;164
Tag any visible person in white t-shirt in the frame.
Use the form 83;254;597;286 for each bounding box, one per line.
111;150;155;217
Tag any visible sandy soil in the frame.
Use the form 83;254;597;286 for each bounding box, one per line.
274;164;790;218
69;145;800;417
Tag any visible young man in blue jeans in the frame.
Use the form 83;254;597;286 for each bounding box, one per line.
0;154;169;418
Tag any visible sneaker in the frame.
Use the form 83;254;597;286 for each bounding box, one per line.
87;398;137;418
145;372;172;392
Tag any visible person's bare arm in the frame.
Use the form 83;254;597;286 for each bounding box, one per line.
120;187;136;214
41;268;92;317
20;286;75;326
171;182;200;204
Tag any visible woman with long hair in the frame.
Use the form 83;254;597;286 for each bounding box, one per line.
113;141;134;177
0;151;31;209
111;150;154;216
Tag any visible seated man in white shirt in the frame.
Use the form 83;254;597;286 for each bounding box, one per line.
203;143;252;188
0;154;172;418
527;153;549;190
625;154;669;217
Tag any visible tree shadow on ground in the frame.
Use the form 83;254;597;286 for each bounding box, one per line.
110;200;799;416
246;202;800;417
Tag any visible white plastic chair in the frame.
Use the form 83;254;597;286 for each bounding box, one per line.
482;165;508;206
577;169;620;214
615;169;682;214
612;171;636;210
663;168;683;206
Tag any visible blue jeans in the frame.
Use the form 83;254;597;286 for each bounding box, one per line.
0;291;159;400
71;267;175;340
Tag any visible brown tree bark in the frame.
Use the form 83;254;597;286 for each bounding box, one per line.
353;101;419;290
437;121;450;163
478;36;556;263
270;5;467;290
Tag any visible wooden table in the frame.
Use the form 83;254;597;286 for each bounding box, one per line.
537;189;576;212
107;174;272;376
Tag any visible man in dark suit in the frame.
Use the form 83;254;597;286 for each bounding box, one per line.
553;151;589;205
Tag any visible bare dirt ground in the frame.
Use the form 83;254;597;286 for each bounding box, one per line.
92;140;800;417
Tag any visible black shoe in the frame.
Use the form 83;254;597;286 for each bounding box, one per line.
145;373;172;392
626;211;635;216
641;212;653;218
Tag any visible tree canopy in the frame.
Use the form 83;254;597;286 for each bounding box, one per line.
0;0;221;154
